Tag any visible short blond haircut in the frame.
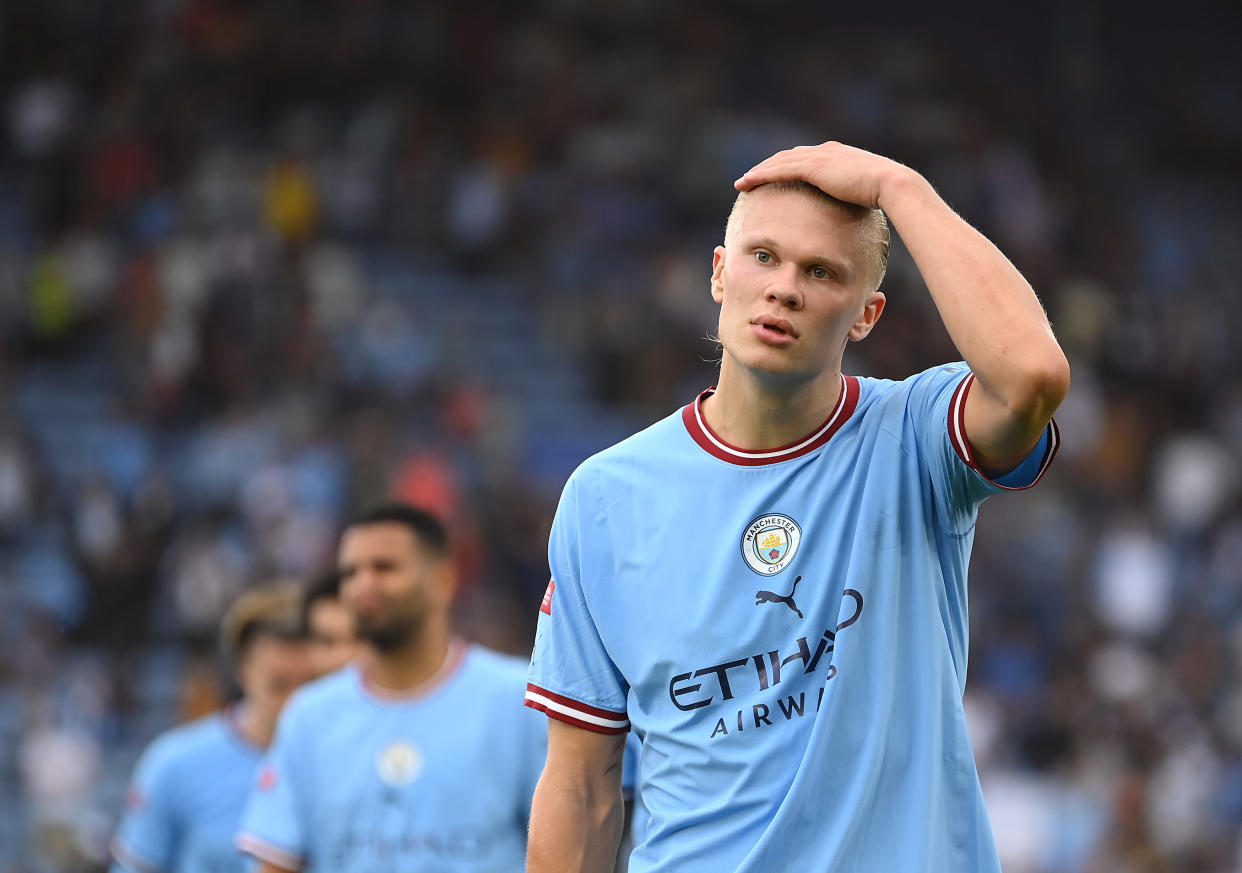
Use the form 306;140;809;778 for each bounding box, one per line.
724;181;890;293
218;581;306;665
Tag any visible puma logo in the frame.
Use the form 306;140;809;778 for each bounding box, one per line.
755;576;803;619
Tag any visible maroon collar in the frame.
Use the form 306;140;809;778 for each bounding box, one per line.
221;705;264;756
358;638;468;704
681;374;859;466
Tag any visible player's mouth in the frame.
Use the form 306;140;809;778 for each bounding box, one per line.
751;316;798;345
350;596;385;618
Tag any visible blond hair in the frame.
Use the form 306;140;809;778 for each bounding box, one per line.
724;181;890;293
218;581;306;665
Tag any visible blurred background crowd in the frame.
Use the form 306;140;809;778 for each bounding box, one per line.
0;0;1239;870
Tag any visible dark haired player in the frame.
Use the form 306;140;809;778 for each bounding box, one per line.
238;503;546;872
110;585;312;873
301;572;358;678
525;142;1068;872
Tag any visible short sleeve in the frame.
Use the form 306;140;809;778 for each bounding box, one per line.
110;739;180;873
235;707;308;871
908;364;1060;530
525;469;631;734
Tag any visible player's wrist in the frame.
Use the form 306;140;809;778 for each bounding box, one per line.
875;164;931;214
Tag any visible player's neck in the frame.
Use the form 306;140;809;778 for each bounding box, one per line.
704;358;844;450
234;701;279;750
363;622;453;694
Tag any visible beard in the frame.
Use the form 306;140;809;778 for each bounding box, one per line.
357;610;425;653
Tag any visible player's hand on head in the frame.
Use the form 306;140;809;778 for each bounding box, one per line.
734;141;915;212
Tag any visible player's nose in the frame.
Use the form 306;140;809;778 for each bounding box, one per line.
764;267;802;309
348;566;380;595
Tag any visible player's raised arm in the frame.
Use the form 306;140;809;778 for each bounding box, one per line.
253;862;298;873
737;142;1070;474
528;720;626;873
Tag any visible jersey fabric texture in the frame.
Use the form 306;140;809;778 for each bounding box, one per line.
526;363;1059;873
110;710;261;873
238;641;545;872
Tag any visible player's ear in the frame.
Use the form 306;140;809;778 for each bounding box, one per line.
711;246;726;304
848;290;885;342
431;560;457;606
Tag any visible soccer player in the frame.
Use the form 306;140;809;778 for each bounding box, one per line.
110;584;312;873
301;571;358;677
237;503;546;872
525;141;1070;872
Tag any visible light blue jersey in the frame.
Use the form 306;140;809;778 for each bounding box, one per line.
111;710;261;873
526;364;1059;873
238;641;545;872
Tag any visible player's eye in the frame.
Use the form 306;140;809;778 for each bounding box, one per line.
810;266;832;280
754;250;773;264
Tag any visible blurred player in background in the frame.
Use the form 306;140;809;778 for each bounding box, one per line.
301;571;359;677
110;584;312;873
237;502;546;872
525;142;1069;872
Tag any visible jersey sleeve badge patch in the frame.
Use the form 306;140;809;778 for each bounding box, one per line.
540;579;556;615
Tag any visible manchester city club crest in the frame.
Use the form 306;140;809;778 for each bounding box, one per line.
376;741;423;787
740;514;802;575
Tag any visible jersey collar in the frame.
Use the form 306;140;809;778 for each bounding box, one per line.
221;704;265;757
681;374;859;466
358;637;468;705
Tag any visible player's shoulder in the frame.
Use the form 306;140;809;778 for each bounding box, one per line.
456;644;543;732
567;404;689;489
854;362;970;417
459;643;530;692
137;711;232;774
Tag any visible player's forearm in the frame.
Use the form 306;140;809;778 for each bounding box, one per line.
254;862;299;873
880;170;1069;420
527;771;623;873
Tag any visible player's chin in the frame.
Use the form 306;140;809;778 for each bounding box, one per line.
353;613;387;636
739;345;806;374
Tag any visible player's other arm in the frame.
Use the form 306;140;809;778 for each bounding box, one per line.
739;143;1070;474
878;166;1068;473
528;719;626;873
